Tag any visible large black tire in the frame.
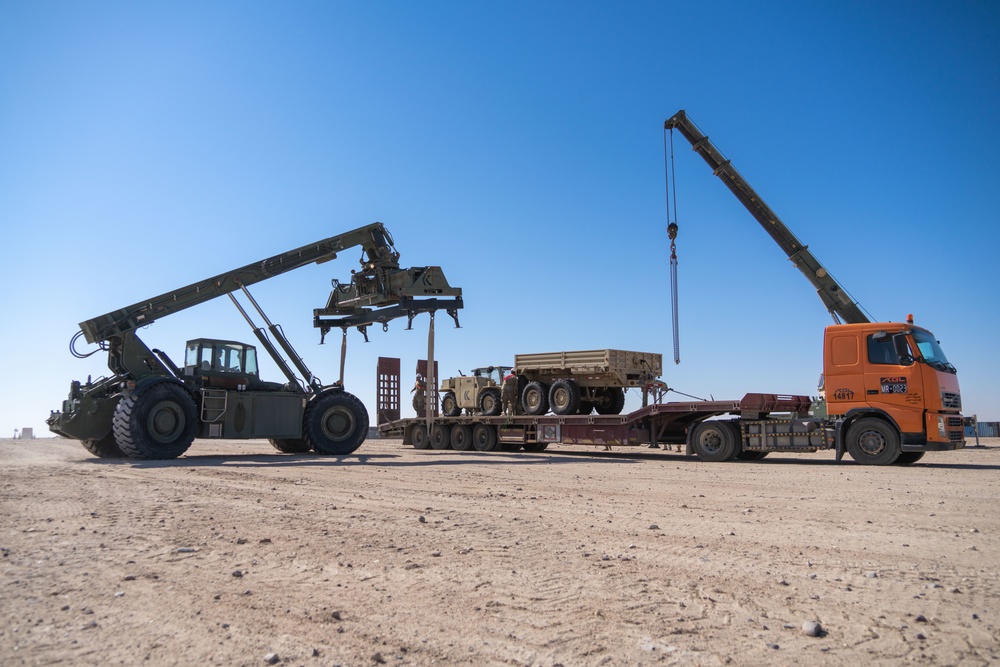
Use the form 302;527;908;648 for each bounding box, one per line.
81;432;125;458
430;423;452;450
269;438;311;453
441;392;461;417
549;380;581;416
894;451;925;465
472;423;498;452
410;424;429;449
450;424;473;451
847;418;901;466
736;450;769;461
303;391;369;455
521;381;550;416
594;387;626;415
522;442;548;452
113;382;197;460
690;421;738;462
577;401;594;415
479;388;502;416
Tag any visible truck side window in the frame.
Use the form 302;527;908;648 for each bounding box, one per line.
867;335;899;365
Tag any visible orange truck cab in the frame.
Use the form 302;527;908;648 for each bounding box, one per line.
823;316;964;463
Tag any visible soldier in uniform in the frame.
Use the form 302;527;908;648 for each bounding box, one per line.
501;372;518;416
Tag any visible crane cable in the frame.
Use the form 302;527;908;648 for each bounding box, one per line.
664;128;680;364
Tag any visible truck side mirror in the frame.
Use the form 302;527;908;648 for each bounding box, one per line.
892;334;914;366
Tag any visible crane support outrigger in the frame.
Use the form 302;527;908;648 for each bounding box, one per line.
48;222;463;460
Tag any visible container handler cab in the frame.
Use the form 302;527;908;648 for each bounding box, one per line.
663;110;964;464
48;222;463;460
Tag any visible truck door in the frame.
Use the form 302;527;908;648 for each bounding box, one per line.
862;333;924;435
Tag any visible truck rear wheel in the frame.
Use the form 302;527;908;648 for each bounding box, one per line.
450;424;473;451
269;438;311;453
441;392;461;417
472;423;498;451
690;421;738;462
410;424;429;449
81;432;125;458
113;382;197;460
549;380;581;415
430;423;452;450
737;450;769;461
303;391;369;455
479;388;502;416
521;382;549;416
846;418;900;466
594;387;625;415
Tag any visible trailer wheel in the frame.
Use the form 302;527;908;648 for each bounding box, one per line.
410;424;429;449
472;423;498;451
594;387;625;415
549;380;581;415
522;442;548;452
113;382;197;460
521;382;550;416
479;388;502;416
450;424;473;451
893;451;925;465
846;418;900;466
269;438;311;453
737;450;769;461
430;423;452;450
441;392;461;417
81;432;125;458
303;391;369;455
690;421;738;462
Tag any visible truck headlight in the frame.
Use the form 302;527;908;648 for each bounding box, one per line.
938;416;946;438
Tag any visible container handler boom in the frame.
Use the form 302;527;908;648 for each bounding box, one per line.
664;110;869;325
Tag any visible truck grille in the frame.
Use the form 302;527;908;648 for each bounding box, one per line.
942;392;961;409
947;417;963;428
949;430;964;443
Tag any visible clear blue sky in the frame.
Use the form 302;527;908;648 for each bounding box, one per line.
2;0;998;438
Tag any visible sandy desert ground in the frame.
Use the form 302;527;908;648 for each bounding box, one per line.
1;435;998;666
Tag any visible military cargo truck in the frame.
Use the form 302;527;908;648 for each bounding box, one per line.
513;349;662;416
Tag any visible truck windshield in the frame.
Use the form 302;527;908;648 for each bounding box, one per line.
912;329;956;373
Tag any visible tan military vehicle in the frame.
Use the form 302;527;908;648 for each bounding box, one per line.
439;366;513;417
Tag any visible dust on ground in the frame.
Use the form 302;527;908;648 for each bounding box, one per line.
2;436;998;666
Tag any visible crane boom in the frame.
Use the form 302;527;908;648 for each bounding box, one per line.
664;110;869;325
80;222;401;344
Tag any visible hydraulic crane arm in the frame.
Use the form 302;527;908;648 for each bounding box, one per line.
80;223;402;344
664;110;869;325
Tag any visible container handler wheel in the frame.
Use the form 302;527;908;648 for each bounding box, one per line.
690;421;738;462
430;423;452;450
269;438;311;453
472;423;498;451
737;450;769;461
549;380;581;415
522;442;548;452
893;451;925;465
441;392;461;417
846;418;900;466
81;432;125;458
594;387;626;415
479;388;502;416
521;382;550;416
450;424;473;451
113;382;197;460
303;391;369;455
410;424;429;449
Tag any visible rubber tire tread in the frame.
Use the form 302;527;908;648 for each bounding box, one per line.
479;388;502;416
441;392;461;417
303;391;369;455
269;438;311;453
81;432;125;458
113;382;197;460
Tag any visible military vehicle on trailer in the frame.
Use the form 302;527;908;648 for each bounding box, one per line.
439;365;512;417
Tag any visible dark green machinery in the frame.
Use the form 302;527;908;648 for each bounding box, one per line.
47;222;463;459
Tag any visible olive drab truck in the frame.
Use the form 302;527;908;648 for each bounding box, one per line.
48;222;463;460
